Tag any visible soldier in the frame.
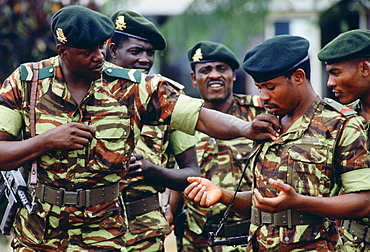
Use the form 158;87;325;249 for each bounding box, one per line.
184;35;370;251
0;5;280;252
108;10;199;252
169;41;264;252
318;29;370;252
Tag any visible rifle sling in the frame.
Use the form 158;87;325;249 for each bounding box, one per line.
29;63;39;186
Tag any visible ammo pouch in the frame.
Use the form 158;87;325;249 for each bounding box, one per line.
35;183;119;208
343;220;370;243
251;206;327;228
204;219;250;237
125;194;160;220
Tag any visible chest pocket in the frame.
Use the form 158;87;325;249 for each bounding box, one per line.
136;124;170;159
89;115;131;171
288;144;329;196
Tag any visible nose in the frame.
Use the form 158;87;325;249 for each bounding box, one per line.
259;89;270;101
326;75;336;88
137;52;152;64
209;69;221;79
93;47;105;61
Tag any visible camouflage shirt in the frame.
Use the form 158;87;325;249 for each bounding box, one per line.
249;96;370;249
0;56;203;249
185;94;264;235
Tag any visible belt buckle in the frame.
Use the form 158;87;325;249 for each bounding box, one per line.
63;190;78;206
261;212;272;225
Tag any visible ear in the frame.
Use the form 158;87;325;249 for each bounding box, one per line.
56;44;67;60
109;42;118;59
190;71;197;88
232;71;236;82
360;60;370;77
292;69;305;85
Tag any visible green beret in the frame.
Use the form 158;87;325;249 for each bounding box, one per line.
51;5;114;49
111;10;166;50
318;29;370;64
188;41;239;70
242;35;309;82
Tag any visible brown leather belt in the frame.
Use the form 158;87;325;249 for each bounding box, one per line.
204;219;250;237
35;183;119;208
343;220;370;243
251;206;327;228
125;194;160;220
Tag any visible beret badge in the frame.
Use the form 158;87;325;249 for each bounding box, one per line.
192;48;203;62
56;28;67;44
115;16;127;31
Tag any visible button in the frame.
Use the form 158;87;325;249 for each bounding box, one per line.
49;68;54;73
157;133;163;138
327;98;333;103
294;153;299;158
236;153;242;160
107;68;112;73
313;231;318;236
284;237;289;242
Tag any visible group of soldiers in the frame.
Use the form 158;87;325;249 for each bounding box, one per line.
0;4;370;252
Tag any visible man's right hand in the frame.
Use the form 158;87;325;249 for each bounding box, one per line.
184;177;222;207
246;113;281;141
43;122;96;150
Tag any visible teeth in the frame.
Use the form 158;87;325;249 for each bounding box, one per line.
210;84;221;88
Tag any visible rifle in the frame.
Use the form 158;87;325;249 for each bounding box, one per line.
208;232;248;246
0;168;33;235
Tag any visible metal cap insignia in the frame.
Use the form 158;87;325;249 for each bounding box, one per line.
192;48;203;62
115;16;127;31
56;28;68;44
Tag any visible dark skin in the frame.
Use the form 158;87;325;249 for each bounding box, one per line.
0;38;281;171
109;36;199;191
185;69;370;220
326;59;370;121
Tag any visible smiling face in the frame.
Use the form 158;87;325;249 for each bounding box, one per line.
191;61;235;104
109;37;155;74
325;60;370;105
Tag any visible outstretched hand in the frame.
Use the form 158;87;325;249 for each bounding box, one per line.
184;177;222;207
253;178;302;213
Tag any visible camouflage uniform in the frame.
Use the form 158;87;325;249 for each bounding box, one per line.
182;94;264;252
340;101;370;252
122;126;197;252
247;96;370;252
0;56;203;252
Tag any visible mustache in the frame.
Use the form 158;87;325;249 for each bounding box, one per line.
206;79;224;85
262;101;279;108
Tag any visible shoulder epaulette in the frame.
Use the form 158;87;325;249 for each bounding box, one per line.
153;74;184;90
104;67;142;83
234;94;263;108
324;98;357;117
20;64;54;81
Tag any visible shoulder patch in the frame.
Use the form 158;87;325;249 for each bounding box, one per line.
234;94;263;108
104;67;142;83
324;98;357;117
153;74;184;90
20;64;54;81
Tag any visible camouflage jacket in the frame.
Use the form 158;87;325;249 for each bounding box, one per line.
249;96;370;247
0;56;203;246
185;94;265;235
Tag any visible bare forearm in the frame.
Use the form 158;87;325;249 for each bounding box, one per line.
146;165;200;191
196;108;249;140
0;134;51;170
294;191;370;219
219;189;252;217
